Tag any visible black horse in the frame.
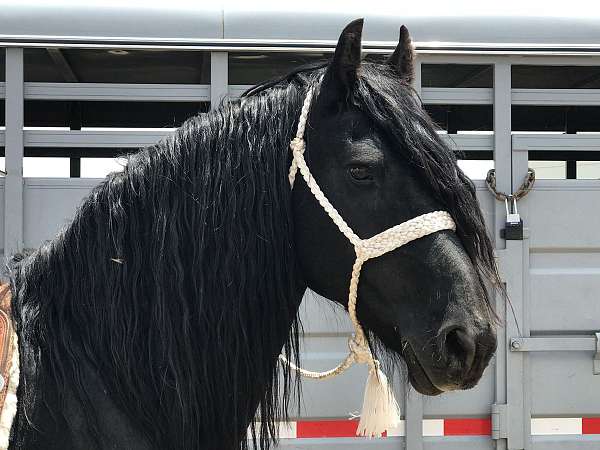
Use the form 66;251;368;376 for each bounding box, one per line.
7;19;499;450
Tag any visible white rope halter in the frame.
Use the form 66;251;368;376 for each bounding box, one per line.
281;81;456;437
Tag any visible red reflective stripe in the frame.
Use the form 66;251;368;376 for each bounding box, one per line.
582;418;600;435
297;420;358;438
444;418;492;436
296;420;389;438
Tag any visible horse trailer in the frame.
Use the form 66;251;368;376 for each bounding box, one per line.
1;2;599;449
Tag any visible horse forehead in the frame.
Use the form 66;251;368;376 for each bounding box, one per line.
310;113;382;159
313;105;372;136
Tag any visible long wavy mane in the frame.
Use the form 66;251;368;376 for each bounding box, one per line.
9;58;501;450
10;70;322;449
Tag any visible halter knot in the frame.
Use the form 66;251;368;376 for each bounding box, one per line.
349;336;373;366
290;137;304;152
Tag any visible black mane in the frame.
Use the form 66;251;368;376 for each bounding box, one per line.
9;59;500;450
10;71;319;449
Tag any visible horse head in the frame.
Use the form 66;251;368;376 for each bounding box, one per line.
293;19;499;396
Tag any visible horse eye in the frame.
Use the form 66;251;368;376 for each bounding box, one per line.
349;166;373;181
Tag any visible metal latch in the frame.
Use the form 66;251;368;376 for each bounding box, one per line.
510;334;600;375
491;403;508;440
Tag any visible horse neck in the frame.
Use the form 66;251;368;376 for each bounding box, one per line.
11;90;307;448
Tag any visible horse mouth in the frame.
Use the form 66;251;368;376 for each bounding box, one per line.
402;342;444;396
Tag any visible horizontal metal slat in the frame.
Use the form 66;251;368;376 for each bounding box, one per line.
421;88;600;106
512;88;600;106
13;129;492;152
512;134;600;152
229;85;495;104
3;82;599;107
511;334;600;374
421;87;493;104
441;134;494;152
510;336;597;352
23;82;210;102
23;129;174;148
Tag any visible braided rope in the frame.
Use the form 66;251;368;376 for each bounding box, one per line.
278;351;356;380
284;82;456;380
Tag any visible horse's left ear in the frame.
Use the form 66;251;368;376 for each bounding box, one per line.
387;25;415;83
322;18;364;98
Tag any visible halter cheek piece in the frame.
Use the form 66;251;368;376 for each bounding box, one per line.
280;82;456;437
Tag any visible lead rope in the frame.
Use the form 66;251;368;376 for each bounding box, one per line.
280;82;456;437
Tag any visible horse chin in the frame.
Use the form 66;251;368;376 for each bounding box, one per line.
402;342;445;396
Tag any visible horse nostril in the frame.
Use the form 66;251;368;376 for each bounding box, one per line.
443;327;476;372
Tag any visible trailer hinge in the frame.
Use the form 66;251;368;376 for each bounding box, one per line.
491;403;508;440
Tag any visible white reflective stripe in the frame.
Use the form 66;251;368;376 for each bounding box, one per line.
247;422;297;440
422;419;445;437
531;418;582;435
386;420;406;437
277;422;298;439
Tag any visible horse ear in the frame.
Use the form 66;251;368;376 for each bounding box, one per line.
322;18;364;96
387;25;415;83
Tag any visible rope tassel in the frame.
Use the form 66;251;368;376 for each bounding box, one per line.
357;363;401;437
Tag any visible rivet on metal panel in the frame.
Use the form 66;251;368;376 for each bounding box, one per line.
594;332;600;375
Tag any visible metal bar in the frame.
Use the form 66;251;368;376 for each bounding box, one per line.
493;61;512;245
23;129;174;148
512;88;600;106
233;85;496;105
421;87;493;104
512;134;600;152
510;336;596;352
23;82;211;102
405;390;423;450
3;37;600;56
420;54;600;66
4;48;24;256
210;52;228;109
5;84;600;109
493;60;512;450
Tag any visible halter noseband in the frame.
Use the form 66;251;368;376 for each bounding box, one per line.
281;81;456;437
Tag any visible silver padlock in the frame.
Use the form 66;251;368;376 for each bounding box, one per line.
505;197;520;224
